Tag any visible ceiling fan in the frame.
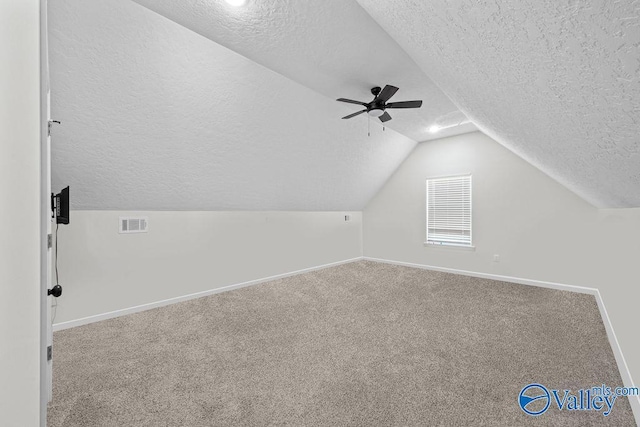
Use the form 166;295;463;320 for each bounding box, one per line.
337;85;422;123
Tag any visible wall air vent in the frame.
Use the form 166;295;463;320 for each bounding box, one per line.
119;216;149;234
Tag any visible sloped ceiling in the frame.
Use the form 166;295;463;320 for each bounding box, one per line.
356;0;640;208
49;0;476;211
129;0;477;143
49;0;419;210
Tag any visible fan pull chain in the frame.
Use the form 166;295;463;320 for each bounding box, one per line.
368;114;371;137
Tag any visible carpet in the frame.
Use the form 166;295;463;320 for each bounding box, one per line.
48;260;636;426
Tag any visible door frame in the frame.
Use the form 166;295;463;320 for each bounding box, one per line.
39;0;51;424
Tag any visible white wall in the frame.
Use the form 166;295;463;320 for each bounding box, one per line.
0;0;42;425
53;211;362;324
364;132;640;398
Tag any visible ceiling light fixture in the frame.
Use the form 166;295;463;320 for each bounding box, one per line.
225;0;246;6
368;108;384;118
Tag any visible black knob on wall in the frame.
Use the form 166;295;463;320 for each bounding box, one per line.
48;285;62;298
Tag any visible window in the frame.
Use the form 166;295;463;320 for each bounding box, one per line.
426;175;472;247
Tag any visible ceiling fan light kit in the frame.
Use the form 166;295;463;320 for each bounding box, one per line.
336;85;423;124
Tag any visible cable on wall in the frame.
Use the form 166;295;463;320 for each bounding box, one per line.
52;223;59;323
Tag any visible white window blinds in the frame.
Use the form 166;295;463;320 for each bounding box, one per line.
426;175;472;246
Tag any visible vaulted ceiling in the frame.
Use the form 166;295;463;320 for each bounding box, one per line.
129;0;477;143
356;0;640;208
49;0;473;211
50;0;640;210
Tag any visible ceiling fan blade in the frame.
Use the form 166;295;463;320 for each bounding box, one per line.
376;85;399;102
342;110;367;119
379;112;392;123
337;98;367;106
386;100;423;109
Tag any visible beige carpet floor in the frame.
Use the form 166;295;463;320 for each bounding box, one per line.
48;260;636;426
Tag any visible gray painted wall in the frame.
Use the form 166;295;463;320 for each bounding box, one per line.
364;131;640;400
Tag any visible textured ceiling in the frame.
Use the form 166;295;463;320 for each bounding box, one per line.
129;0;477;143
52;0;640;210
356;0;640;208
49;0;416;210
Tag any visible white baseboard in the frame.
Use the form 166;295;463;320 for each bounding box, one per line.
594;289;640;421
364;257;598;294
53;257;363;332
364;256;639;422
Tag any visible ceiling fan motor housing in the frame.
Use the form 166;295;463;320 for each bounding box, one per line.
368;88;385;116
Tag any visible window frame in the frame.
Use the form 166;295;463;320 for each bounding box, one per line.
425;174;473;249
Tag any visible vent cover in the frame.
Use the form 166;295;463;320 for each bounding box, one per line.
119;216;149;234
